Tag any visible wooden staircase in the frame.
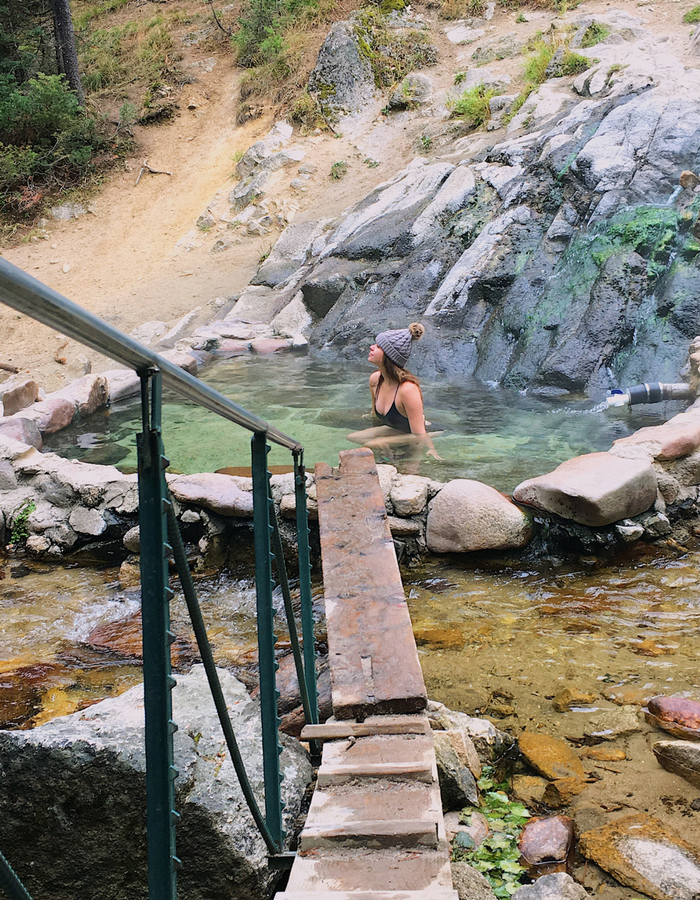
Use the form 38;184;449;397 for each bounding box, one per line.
275;449;458;900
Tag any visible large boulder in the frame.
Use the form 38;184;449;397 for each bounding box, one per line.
0;666;312;900
307;21;374;116
513;452;657;527
426;479;532;553
0;375;39;417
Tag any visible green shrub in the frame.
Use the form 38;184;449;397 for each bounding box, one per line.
354;8;437;87
0;73;115;214
449;82;500;127
234;0;319;67
580;20;609;46
523;41;555;83
330;160;348;179
560;50;590;74
10;499;36;544
683;4;700;22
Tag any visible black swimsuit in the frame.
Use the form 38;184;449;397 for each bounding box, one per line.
374;379;411;433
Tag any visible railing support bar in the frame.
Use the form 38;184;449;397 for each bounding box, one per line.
137;368;180;900
0;850;34;900
251;431;285;851
294;451;319;738
164;503;278;855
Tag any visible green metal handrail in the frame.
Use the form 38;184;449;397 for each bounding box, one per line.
0;259;319;900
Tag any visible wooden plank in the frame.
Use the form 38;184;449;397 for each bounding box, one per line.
278;892;459;899
301;718;429;740
284;849;455;893
300;819;439;851
317;761;434;786
315;449;427;720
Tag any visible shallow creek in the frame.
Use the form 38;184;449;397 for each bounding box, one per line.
4;355;700;885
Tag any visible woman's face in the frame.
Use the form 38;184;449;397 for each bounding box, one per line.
369;343;385;366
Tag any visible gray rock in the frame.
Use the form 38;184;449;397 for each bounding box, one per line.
427;701;512;763
513;453;657;527
653;741;700;789
308;21;374;115
251;220;324;287
410;165;476;247
169;473;254;517
52;374;109;417
157;308;202;349
427;479;532;553
512;873;587;900
129;321;168;345
388;72;432;109
301;272;348;318
123;526;141;553
270;291;313;338
102;369;141;403
69;507;107;536
582;705;641;741
433;731;479;809
0;459;17;491
0;666;312;900
452;861;498;900
0;417;42;450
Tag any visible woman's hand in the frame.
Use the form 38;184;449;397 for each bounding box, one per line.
427;447;443;460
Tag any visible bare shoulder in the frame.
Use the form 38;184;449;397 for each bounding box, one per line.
398;381;422;403
369;371;381;388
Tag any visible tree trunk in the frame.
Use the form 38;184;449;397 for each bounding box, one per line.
51;0;84;105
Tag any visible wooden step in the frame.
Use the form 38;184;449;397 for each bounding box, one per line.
284;849;455;893
317;733;436;786
300;818;439;851
301;714;430;742
278;892;459;899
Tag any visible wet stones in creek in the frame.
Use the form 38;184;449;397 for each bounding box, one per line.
511;873;587;900
426;479;533;553
645;695;700;739
579;812;700;900
518;816;575;871
513;452;657;527
517;733;586;781
653;741;700;790
434;730;479;808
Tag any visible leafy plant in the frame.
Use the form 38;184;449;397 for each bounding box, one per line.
330;160;348;179
419;133;433;151
363;157;380;167
454;71;466;84
560;50;590;75
449;82;500;127
516;12;527;22
683;4;700;22
10;499;36;544
580;20;610;46
523;41;555;84
451;768;530;900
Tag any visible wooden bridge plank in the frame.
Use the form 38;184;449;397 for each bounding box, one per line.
301;714;429;741
284;850;455;892
315;449;427;720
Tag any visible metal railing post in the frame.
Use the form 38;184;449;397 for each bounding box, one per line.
137;369;180;900
251;431;285;851
294;450;319;731
0;850;34;900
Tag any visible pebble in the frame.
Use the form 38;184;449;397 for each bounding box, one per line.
518;815;574;867
645;695;700;739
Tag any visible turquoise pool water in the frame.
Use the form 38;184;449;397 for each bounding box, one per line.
43;354;678;492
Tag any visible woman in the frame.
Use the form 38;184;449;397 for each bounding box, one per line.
347;322;441;459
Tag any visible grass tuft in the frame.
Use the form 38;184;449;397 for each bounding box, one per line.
449;82;500;127
684;4;700;22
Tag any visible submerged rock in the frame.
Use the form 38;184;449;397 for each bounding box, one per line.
518;815;574;868
653;740;700;790
579;812;700;900
518;732;585;781
645;695;700;739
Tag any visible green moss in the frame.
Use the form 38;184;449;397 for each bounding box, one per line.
560;50;589;74
354;8;436;87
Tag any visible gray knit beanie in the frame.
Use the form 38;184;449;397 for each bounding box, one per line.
376;322;425;368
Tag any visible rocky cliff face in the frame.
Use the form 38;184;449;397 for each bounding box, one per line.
245;10;700;398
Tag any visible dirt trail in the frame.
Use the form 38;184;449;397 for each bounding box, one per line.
0;0;696;389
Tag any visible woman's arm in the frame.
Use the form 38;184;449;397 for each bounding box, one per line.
398;383;442;458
